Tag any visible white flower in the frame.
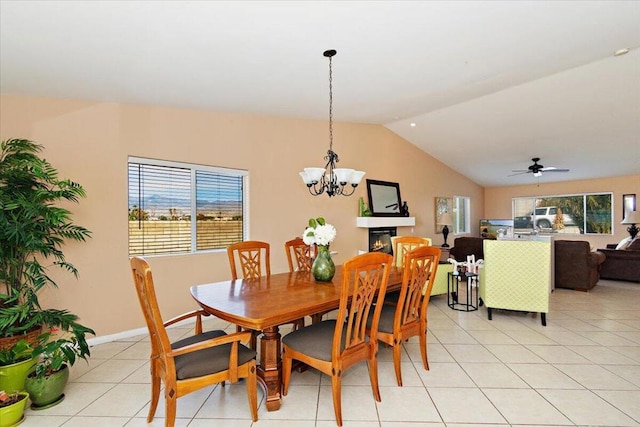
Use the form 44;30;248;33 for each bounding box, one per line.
302;217;336;247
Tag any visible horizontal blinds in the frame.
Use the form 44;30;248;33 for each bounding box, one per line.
128;160;246;256
195;171;244;250
128;163;192;255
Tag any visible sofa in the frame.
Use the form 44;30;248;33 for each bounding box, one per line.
449;236;495;262
554;240;606;291
598;240;640;282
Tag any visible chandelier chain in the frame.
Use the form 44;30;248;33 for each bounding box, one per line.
328;53;333;152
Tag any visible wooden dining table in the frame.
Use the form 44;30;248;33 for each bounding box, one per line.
190;265;403;411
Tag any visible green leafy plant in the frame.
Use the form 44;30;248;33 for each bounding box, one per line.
0;340;32;366
30;327;92;379
0;138;93;348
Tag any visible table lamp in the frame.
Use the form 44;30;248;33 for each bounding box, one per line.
621;210;640;239
437;212;454;247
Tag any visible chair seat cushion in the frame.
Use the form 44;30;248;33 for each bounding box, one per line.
282;320;338;361
172;330;256;380
374;304;396;334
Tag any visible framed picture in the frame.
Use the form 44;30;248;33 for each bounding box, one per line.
366;179;403;217
435;196;453;233
623;194;636;221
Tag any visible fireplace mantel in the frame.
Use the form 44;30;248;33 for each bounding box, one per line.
356;217;415;228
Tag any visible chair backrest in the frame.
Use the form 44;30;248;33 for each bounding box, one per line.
391;236;431;268
130;256;174;371
395;246;441;326
227;241;271;280
284;237;313;272
333;252;392;362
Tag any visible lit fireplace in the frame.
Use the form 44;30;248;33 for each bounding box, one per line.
368;227;397;255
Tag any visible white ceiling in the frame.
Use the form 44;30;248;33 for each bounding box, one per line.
1;1;639;187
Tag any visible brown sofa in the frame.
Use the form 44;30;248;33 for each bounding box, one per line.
449;237;495;261
554;240;605;291
598;243;640;282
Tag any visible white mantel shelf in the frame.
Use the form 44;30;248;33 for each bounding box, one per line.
356;217;416;228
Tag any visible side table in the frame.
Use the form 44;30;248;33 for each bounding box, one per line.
447;271;479;312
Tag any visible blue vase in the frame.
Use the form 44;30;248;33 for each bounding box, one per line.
312;245;335;282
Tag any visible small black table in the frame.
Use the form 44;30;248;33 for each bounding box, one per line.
448;271;479;312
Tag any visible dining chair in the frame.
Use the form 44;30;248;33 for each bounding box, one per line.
367;245;441;386
229;240;304;337
284;237;313;272
227;240;271;280
385;236;432;304
130;257;258;427
282;252;393;426
284;237;328;325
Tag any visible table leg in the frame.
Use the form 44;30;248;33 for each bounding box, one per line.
258;326;282;411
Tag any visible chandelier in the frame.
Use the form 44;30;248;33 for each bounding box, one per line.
299;49;365;197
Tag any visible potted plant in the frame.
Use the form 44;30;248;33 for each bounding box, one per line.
25;328;92;409
0;390;30;427
0;138;94;400
0;340;36;393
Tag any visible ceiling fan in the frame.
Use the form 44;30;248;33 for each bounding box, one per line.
510;157;570;177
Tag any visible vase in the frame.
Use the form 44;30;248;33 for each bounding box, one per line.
25;364;69;410
312;245;335;282
0;391;29;427
0;357;37;393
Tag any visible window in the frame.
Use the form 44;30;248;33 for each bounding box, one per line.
128;157;248;256
452;196;470;234
512;193;612;235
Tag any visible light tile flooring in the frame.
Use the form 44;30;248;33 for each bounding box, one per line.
21;279;640;426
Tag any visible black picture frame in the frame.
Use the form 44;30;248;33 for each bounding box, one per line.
366;179;403;217
623;194;636;221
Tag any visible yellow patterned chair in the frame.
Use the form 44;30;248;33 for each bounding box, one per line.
479;239;551;326
431;263;452;296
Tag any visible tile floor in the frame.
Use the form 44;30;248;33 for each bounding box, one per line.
20;279;640;426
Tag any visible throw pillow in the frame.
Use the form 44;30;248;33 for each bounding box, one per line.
626;238;640;251
616;236;633;250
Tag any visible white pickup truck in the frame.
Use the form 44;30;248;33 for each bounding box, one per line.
533;206;575;229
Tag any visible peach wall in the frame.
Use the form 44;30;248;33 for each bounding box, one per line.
484;175;640;248
1;95;484;337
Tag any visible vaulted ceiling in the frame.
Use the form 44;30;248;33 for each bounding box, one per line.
1;1;639;186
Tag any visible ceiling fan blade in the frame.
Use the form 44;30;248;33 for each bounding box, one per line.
511;169;529;173
542;168;570;172
508;171;530;176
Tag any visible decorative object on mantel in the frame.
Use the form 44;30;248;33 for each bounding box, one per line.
299;50;365;197
621;210;640;239
358;196;372;217
437;212;453;248
401;201;410;217
366;179;404;217
303;217;336;282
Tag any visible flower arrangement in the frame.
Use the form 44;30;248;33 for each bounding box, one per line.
303;217;336;247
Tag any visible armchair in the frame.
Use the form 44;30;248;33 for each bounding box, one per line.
479;240;551;326
554;240;605;291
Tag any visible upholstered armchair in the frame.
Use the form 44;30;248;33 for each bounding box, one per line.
554;240;605;291
479;239;551;326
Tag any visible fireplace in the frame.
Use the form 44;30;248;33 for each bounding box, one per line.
368;227;397;255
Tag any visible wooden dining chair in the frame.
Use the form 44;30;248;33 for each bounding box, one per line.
227;240;271;280
285;237;328;325
385;236;432;304
282;252;393;426
229;240;303;337
284;237;313;272
130;257;258;427
367;246;441;386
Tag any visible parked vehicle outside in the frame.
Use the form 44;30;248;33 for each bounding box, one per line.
533;206;575;229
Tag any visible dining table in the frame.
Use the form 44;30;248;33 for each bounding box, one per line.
190;264;403;411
